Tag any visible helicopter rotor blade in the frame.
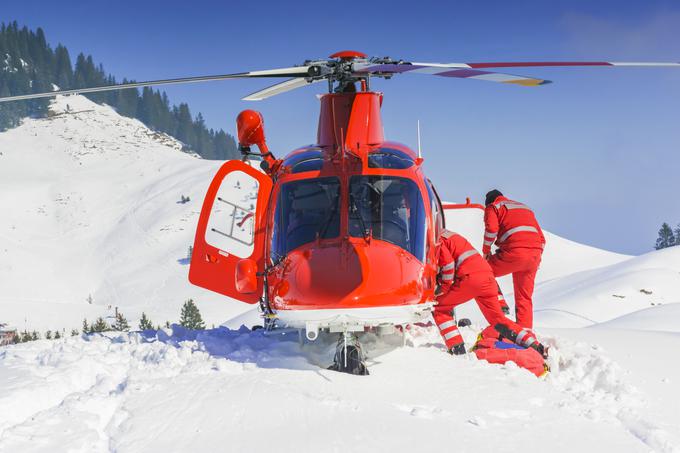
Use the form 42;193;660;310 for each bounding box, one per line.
242;77;325;101
353;60;680;86
0;66;316;103
353;63;551;86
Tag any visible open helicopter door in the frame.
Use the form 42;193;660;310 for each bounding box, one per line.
189;160;272;303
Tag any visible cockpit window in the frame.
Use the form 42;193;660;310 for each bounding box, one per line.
271;177;340;259
367;148;415;169
283;149;324;174
348;176;426;261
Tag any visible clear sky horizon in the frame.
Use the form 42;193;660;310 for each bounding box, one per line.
3;0;679;255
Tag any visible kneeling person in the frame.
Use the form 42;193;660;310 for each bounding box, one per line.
434;230;546;357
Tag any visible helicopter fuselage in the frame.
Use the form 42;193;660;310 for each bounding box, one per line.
190;90;446;335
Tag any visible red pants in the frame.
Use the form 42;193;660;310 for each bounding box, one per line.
487;248;542;329
434;272;525;348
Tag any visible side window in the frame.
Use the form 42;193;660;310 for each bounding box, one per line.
367;148;415;169
425;179;444;239
204;170;259;258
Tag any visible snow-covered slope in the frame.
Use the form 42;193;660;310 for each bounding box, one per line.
533;246;680;328
0;95;244;332
444;207;630;284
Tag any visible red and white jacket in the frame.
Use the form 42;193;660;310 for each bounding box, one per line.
483;196;545;256
438;230;491;292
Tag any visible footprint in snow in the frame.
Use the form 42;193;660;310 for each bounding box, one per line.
395;404;447;419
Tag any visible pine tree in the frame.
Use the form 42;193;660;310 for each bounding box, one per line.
187;245;193;260
54;330;61;339
54;44;72;89
91;317;109;333
138;312;153;330
0;22;239;158
86;294;93;304
71;328;79;337
31;331;39;341
21;330;31;342
12;332;21;344
674;224;680;247
45;330;52;340
82;318;90;334
655;223;675;250
113;311;130;331
179;299;205;330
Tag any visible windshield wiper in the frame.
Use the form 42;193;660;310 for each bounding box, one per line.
349;193;371;243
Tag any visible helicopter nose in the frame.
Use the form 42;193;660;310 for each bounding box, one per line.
273;240;425;309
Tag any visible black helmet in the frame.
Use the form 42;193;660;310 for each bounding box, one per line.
485;189;503;206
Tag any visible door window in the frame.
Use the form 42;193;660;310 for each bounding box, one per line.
205;170;259;258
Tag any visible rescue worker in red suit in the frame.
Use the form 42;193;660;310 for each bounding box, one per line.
482;190;545;330
434;229;546;357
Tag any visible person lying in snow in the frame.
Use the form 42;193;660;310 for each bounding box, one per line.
472;325;550;378
434;229;548;358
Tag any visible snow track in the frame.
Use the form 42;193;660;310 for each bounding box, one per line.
1;326;678;452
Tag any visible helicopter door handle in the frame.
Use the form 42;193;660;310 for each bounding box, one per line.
205;253;219;264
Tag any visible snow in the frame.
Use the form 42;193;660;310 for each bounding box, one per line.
0;95;245;333
533;246;680;328
1;95;679;452
1;325;679;452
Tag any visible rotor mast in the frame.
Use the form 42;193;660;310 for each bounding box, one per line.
316;51;384;157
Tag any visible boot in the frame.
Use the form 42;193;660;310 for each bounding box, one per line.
448;343;467;355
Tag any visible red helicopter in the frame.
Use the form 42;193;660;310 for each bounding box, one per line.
3;51;678;374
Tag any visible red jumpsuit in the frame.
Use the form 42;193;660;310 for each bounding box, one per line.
483;196;545;329
435;230;538;352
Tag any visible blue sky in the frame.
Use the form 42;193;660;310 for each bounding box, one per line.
3;0;680;254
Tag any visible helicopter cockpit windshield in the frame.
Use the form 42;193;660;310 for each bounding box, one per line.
271;177;341;260
349;176;426;261
270;175;426;263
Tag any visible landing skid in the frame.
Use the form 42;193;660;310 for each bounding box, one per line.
328;331;369;376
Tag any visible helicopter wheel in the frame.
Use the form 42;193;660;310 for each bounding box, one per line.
328;332;369;376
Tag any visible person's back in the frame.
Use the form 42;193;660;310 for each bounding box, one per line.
438;231;491;292
483;195;545;254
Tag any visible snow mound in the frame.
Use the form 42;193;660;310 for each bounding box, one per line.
593;303;680;333
546;334;679;452
534;246;680;328
1;326;678;452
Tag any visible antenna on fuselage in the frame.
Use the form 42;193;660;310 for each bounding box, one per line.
417;120;422;159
